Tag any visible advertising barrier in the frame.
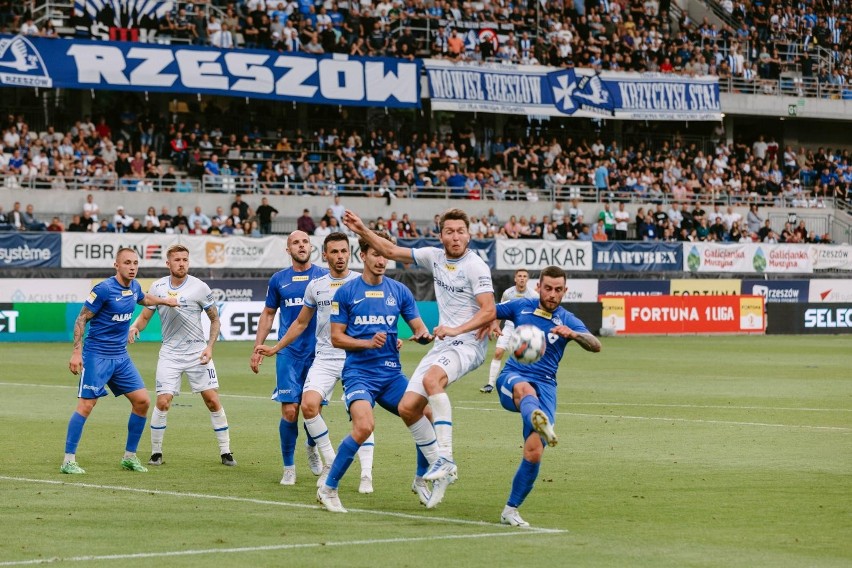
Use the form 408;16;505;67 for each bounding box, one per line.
806;279;852;302
741;279;809;303
598;280;670;296
0;233;62;268
766;303;852;334
593;242;682;272
600;295;765;334
684;243;815;274
496;240;592;271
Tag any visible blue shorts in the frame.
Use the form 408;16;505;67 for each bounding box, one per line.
341;371;408;417
497;371;557;441
272;351;314;403
78;353;145;399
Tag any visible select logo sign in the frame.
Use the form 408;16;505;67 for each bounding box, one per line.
766;303;852;334
804;308;852;328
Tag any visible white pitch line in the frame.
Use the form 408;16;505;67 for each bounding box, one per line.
0;531;553;566
4;384;850;414
2;383;846;430
454;406;852;432
457;399;852;413
0;476;564;534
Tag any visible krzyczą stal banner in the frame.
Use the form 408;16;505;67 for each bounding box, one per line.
424;59;721;120
600;295;765;334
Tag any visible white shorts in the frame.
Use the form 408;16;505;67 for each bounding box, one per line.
406;336;487;398
303;357;344;400
155;355;219;396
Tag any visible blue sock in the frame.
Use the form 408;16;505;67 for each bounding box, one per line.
279;418;298;467
416;446;429;477
326;435;360;490
507;458;540;508
125;413;146;453
64;412;87;454
303;421;316;447
519;395;541;429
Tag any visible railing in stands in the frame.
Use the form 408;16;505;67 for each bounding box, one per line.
2;174;200;193
718;75;852;99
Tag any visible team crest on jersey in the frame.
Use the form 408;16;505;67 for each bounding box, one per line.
292;275;309;282
365;291;384;298
552;316;562;326
386;294;396;306
548;332;559;344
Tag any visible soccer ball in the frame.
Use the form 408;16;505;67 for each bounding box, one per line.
510;325;546;364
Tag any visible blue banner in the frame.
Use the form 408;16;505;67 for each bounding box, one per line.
425;59;720;120
0;35;421;108
598;280;670;296
741;279;809;303
0;233;62;267
592;242;682;272
397;238;496;268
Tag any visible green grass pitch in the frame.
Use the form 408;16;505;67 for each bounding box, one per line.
0;336;849;567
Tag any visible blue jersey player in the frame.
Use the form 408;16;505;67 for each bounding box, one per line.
490;265;601;528
61;247;178;475
317;232;433;513
251;230;328;486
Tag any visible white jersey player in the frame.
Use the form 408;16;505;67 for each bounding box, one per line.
481;268;538;393
255;233;376;494
129;244;235;467
343;208;496;509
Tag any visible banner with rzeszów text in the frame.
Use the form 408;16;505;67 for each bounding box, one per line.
592;242;682;272
0;35;420;108
0;233;61;267
496;240;591;271
425;59;720;120
602;295;765;334
742;280;809;303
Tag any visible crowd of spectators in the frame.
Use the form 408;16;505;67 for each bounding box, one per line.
23;0;845;90
2;107;850;209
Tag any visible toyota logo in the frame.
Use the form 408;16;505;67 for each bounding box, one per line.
503;247;523;266
211;288;227;302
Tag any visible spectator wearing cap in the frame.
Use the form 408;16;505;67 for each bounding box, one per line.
113;206;134;233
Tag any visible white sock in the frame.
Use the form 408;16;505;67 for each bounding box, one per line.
408;415;439;464
123;451;136;459
64;453;75;464
428;392;453;461
488;359;502;386
150;408;168;454
210;408;230;454
358;433;375;477
304;414;335;465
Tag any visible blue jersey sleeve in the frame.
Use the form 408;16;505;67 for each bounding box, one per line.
495;300;519;321
330;281;352;326
85;279;109;315
265;274;281;310
561;309;590;335
133;280;145;305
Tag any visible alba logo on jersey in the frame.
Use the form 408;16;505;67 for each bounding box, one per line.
354;315;396;326
111;313;132;322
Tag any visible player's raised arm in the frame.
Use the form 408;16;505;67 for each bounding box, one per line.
342;210;413;263
255;304;315;357
250;306;278;373
128;306;155;344
68;306;95;375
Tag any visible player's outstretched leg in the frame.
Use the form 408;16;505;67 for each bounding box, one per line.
482;354;503;393
279;417;298;485
318;436;361;513
424;391;457;481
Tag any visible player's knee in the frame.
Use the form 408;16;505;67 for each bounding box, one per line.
134;399;150;415
76;398;96;417
301;402;320;419
281;404;299;422
398;400;420;424
351;421;374;444
524;445;544;463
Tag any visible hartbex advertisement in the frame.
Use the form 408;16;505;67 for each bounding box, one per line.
600;295;765;334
